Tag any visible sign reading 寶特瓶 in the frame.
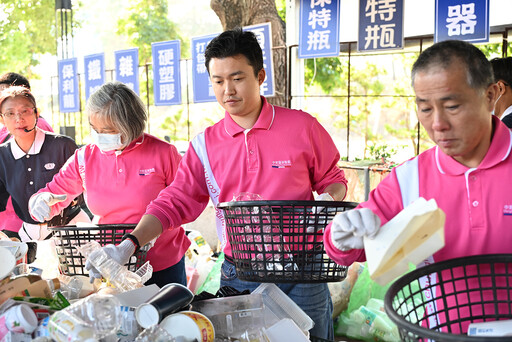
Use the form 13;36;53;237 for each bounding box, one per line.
358;0;404;52
115;48;140;95
435;0;489;43
84;53;105;101
299;0;340;58
152;40;182;106
58;58;80;113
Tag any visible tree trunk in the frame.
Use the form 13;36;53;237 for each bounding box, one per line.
210;0;287;107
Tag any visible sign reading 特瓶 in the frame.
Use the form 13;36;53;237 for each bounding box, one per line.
435;0;489;43
84;53;105;101
299;0;340;58
57;58;80;113
358;0;404;52
152;40;182;106
115;48;140;95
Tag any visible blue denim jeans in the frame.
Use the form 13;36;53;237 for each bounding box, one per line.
145;256;187;288
220;260;334;340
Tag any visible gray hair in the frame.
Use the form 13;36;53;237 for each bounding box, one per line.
85;81;146;148
411;40;494;92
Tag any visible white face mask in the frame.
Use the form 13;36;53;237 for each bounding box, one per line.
90;129;124;151
492;93;503;116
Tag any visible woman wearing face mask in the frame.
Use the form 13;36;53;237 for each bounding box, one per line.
28;81;190;287
0;86;88;241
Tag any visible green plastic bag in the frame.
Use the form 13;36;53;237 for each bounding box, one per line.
334;262;419;342
196;252;224;295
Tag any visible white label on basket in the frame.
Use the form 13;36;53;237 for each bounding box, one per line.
418;256;441;333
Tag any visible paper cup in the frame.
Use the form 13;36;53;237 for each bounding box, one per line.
135;283;193;328
1;304;38;334
0;241;28;265
160;311;214;342
0;246;15;281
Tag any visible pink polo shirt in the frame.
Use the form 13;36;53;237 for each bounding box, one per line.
0;116;54;233
35;133;190;271
324;116;512;333
146;96;347;257
325;115;512;266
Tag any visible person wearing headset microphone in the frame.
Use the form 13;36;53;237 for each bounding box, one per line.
0;86;89;242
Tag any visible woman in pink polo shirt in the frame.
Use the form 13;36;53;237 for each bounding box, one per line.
28;81;190;287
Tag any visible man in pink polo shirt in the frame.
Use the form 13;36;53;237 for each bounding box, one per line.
87;28;348;340
324;40;512;334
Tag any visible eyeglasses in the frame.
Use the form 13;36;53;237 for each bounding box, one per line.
1;107;36;119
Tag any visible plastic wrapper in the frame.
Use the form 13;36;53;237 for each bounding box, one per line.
334;262;420;341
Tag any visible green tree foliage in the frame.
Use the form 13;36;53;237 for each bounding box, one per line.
116;0;188;64
159;108;190;142
0;0;57;76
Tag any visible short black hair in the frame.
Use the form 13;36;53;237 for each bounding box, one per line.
0;72;31;89
204;27;264;77
411;40;494;91
490;57;512;87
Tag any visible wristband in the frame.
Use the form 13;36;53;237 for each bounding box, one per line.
122;233;141;254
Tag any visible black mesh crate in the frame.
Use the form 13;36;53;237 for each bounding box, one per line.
217;200;358;283
384;254;512;341
49;224;149;276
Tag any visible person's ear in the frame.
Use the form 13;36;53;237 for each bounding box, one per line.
497;80;506;94
486;82;499;109
257;68;266;86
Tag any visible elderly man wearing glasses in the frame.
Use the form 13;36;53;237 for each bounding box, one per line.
0;86;89;241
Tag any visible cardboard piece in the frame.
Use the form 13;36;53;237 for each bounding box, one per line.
364;197;445;285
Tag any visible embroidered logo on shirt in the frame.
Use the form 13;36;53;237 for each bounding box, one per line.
271;160;291;168
503;205;512;216
139;167;155;176
44;163;55;170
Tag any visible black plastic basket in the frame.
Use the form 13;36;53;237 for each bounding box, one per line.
384;254;512;341
49;224;149;276
217;200;358;283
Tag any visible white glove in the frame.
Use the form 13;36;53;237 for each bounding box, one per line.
84;239;136;283
28;192;68;222
330;208;380;251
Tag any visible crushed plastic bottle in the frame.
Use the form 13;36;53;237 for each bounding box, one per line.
135;324;176;342
65;293;122;339
76;240;143;292
48;310;98;342
58;274;83;300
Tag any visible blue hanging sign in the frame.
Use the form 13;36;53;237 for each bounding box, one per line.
299;0;340;58
191;33;217;103
152;40;182;106
114;48;140;95
57;58;80;113
84;53;105;101
358;0;404;51
435;0;489;43
244;22;275;97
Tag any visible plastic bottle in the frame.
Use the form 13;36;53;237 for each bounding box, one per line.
58;274;83;300
48;310;97;342
65;294;122;339
76;241;143;292
135;324;176;342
